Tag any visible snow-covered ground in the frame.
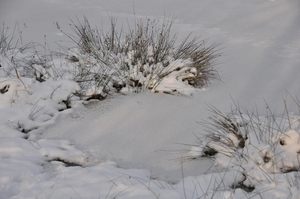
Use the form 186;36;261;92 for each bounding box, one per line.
1;0;300;198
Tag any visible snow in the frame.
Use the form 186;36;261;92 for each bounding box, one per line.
1;0;300;198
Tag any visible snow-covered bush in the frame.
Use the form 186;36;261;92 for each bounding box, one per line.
188;101;300;198
56;17;219;97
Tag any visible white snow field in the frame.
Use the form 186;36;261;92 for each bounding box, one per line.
1;0;300;198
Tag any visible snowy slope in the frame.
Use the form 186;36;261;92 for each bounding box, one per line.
1;0;300;198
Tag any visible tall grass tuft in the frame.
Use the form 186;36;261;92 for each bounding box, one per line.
57;16;220;97
187;97;300;194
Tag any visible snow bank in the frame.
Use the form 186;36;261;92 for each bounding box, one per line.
2;49;300;198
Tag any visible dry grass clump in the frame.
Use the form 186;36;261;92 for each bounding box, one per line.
188;98;300;194
58;16;220;97
0;23;55;82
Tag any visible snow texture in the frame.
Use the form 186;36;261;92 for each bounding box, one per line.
1;0;300;198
